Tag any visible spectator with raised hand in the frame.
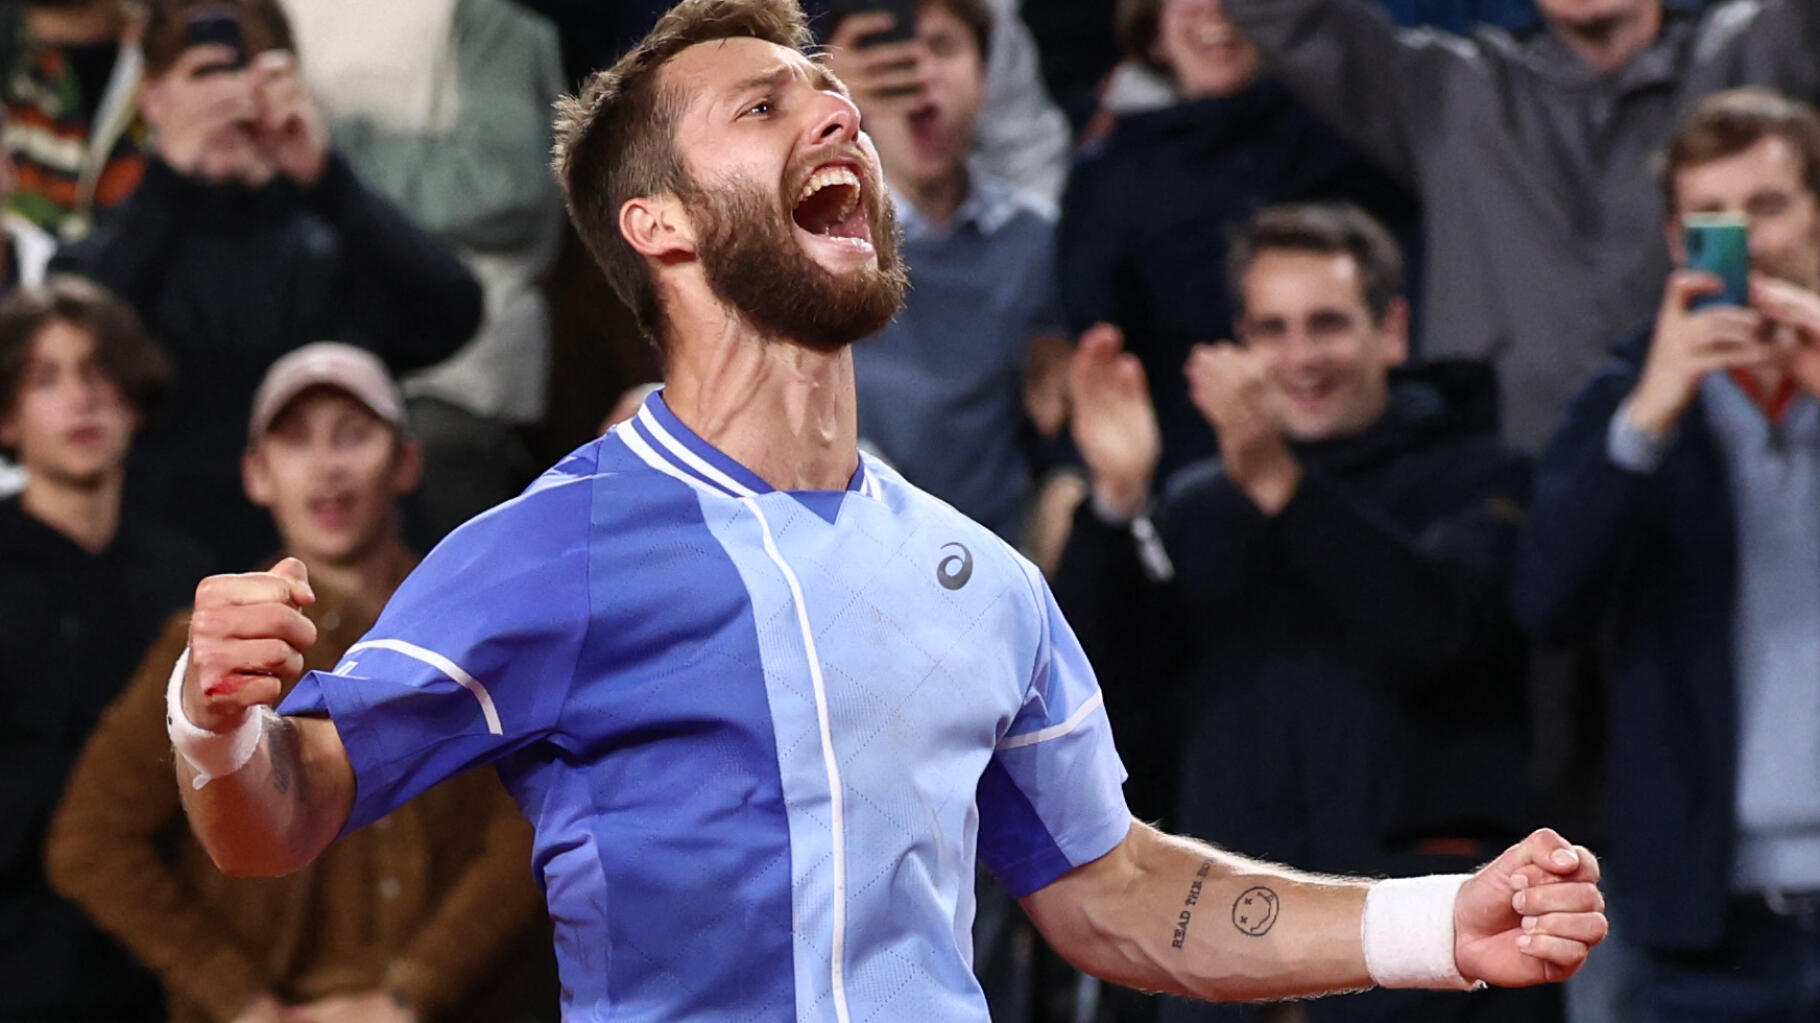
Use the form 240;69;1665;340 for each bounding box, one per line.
824;0;1067;545
0;277;207;1022
1056;204;1544;1023
54;0;482;572
1222;0;1820;450
47;342;548;1023
1061;0;1418;480
1512;87;1820;1021
0;0;150;240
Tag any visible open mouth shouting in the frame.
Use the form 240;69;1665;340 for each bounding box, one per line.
791;160;876;260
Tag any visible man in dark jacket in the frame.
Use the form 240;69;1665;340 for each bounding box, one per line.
1056;204;1548;1023
1060;0;1417;479
1512;88;1820;1020
0;277;209;1022
53;0;482;571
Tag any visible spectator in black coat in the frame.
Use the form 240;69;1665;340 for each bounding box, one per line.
1060;0;1417;482
0;277;209;1022
53;0;481;571
1054;204;1549;1023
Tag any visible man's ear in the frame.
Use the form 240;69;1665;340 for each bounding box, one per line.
1380;296;1412;369
390;438;424;498
242;448;273;508
620;195;697;260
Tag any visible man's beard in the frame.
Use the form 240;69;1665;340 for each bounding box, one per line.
681;170;908;351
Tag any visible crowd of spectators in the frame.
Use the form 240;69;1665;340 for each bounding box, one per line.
3;0;1818;1022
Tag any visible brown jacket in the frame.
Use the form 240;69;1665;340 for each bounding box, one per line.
45;560;545;1023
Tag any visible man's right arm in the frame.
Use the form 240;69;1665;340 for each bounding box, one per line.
1221;0;1480;185
173;558;355;877
1509;272;1763;643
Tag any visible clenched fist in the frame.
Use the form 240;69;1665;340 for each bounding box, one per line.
183;557;318;734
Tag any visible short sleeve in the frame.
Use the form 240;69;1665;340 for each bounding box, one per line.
977;571;1132;897
279;473;592;834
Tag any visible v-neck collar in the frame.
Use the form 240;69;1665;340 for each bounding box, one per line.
619;389;878;501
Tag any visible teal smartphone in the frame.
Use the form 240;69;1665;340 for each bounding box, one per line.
1683;213;1750;309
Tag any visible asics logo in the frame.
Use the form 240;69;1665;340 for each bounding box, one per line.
937;542;973;591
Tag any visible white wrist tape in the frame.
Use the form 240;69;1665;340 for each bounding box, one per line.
1361;875;1479;990
165;647;269;790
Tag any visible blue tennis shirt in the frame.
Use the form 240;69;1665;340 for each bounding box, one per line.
281;391;1132;1022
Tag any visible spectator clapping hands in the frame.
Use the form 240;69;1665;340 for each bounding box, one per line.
1068;323;1160;520
1186;342;1301;513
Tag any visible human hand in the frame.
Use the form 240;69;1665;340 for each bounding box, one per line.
249;51;331;187
228;994;288;1023
184;557;317;734
1750;274;1820;400
1068;323;1160;519
1629;271;1768;437
281;990;416;1023
1453;829;1606;986
824;11;927;114
1184;343;1299;513
141;46;259;177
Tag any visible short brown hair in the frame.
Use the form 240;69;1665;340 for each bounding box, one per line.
1660;87;1820;214
822;0;994;60
0;275;172;425
1227;203;1406;324
143;0;295;79
552;0;814;348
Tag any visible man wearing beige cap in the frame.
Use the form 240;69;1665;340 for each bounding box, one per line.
47;341;551;1023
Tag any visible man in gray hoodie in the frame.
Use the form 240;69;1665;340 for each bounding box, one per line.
1220;0;1820;449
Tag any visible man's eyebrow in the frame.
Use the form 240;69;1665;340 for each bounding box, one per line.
725;66;793;98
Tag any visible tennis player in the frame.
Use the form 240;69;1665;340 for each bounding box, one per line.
167;2;1606;1020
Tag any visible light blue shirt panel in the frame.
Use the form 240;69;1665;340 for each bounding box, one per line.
693;464;1117;1021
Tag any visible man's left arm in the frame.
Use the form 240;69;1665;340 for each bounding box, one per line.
1020;820;1606;1004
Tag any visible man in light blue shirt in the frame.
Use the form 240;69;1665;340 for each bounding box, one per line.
163;3;1606;1020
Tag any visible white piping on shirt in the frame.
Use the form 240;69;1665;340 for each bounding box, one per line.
996;689;1104;751
617;422;735;498
343;639;503;736
637;406;760;497
742;496;853;1023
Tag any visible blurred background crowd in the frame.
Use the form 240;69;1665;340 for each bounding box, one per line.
4;0;1819;1022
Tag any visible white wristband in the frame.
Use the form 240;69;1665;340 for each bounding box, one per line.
165;647;269;790
1361;875;1480;990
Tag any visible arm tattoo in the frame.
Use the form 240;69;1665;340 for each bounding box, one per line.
1231;886;1281;937
1171;860;1215;949
265;714;300;797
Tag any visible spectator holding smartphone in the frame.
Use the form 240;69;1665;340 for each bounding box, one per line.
53;0;482;572
824;0;1067;545
1513;87;1820;1021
